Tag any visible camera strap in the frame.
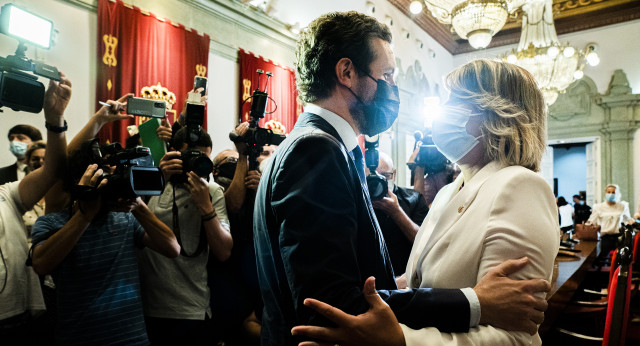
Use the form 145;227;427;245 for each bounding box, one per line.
172;185;206;258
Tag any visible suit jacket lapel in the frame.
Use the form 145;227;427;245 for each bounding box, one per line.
411;162;504;283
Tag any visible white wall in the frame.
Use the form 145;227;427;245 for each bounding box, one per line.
0;0;96;167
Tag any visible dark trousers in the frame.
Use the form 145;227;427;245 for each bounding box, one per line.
600;233;619;260
145;316;212;346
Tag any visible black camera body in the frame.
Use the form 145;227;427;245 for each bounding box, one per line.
171;102;213;184
364;135;388;201
412;130;448;175
70;141;165;202
99;144;165;200
229;69;286;170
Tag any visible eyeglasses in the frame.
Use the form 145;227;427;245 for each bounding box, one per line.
379;171;395;180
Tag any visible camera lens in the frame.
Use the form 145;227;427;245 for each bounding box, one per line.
367;175;388;201
185;154;213;178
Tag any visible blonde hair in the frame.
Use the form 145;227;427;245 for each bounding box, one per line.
445;59;547;172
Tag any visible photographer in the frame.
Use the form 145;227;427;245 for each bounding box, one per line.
138;126;232;346
368;152;428;274
30;141;180;346
408;140;457;208
0;76;70;342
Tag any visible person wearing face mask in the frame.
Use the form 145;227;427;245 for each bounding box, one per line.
255;13;551;346
587;184;630;257
367;152;428;274
573;194;591;227
0;125;43;185
292;59;559;346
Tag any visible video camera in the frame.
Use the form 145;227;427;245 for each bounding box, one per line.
409;129;449;175
364;135;388;201
171;100;213;184
72;140;165;202
0;4;62;114
229;69;286;170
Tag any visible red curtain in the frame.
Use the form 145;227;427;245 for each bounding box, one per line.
238;49;302;133
96;0;210;144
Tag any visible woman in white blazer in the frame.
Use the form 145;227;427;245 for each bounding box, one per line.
292;59;560;346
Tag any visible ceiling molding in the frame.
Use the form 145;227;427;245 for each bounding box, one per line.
390;0;640;55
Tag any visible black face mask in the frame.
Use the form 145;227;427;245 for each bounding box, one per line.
349;71;400;136
217;161;237;179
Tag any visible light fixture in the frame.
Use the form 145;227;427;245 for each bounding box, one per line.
365;1;376;15
501;0;599;105
410;1;423;14
424;0;527;49
0;4;53;49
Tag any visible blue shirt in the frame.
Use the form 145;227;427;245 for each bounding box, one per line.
32;211;148;346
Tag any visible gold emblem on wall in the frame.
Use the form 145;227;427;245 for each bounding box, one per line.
102;34;118;67
107;79;112;91
196;64;207;77
242;79;252;102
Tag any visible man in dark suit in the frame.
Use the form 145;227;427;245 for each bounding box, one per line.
0;125;42;185
254;11;550;346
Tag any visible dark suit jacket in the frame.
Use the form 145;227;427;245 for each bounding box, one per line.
0;163;18;186
254;113;470;345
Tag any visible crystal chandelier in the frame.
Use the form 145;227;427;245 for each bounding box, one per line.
503;0;599;105
424;0;527;49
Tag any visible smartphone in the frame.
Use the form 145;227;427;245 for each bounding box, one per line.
127;97;166;118
194;76;207;96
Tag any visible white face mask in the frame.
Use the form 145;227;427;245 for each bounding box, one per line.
431;105;481;163
9;141;28;159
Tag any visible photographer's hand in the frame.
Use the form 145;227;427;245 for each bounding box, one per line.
77;164;107;220
232;122;250;155
68;92;134;154
373;190;419;242
407;141;421;165
185;171;214;215
43;72;72;124
159;151;183;183
95;93;135;126
245;170;261;191
157;118;173;143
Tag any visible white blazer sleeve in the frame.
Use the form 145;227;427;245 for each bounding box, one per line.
401;169;559;346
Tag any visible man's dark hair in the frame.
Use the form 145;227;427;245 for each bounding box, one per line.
295;11;392;103
171;127;212;150
8;124;42;141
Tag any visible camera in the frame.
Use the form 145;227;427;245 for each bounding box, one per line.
364;135;388;201
229;69;286;170
71;140;165;201
171;101;213;184
410;129;449;175
0;4;61;114
126;97;167;118
194;76;207;96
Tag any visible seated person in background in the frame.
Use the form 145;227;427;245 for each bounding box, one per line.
212;149;239;191
557;196;574;234
30;141;180;346
587;183;630;257
138;127;232;346
368;151;428;274
573;194;591;226
22;141;47;237
0;124;43;185
0;76;70;344
293;59;559;345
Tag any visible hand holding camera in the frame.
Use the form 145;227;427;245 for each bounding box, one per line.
156;119;172;142
371;189;402;218
232;122;250;154
43;73;72;125
159;151;184;183
184;171;214;215
244;170;261;191
95;93;134;126
76;164;107;220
